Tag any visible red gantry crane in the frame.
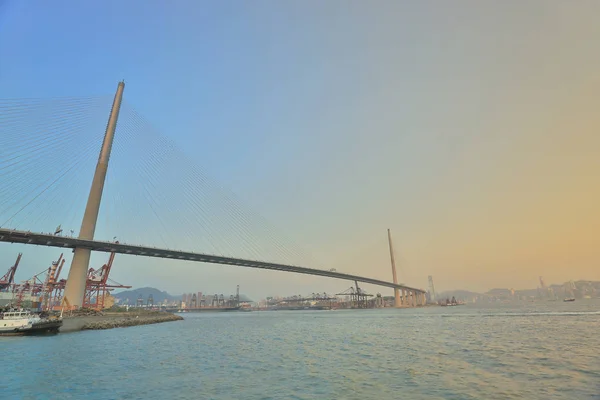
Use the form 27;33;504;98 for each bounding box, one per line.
82;245;131;310
5;249;130;311
0;253;22;291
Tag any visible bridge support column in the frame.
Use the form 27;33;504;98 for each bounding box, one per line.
387;230;402;308
387;229;402;308
62;81;125;308
393;288;401;308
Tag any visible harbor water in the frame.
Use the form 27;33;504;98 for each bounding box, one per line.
2;301;599;399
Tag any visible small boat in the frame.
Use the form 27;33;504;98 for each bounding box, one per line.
563;298;575;302
439;296;464;306
0;309;63;336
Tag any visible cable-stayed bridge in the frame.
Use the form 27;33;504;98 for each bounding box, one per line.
0;82;425;308
0;229;424;294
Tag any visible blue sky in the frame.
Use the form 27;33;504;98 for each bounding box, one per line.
1;1;599;298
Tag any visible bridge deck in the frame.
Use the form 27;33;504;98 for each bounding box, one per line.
0;228;425;293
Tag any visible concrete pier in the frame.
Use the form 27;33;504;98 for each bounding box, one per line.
60;311;182;332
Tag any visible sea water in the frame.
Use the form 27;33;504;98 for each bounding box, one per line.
1;301;599;399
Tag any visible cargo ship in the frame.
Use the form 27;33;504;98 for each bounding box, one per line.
0;309;63;336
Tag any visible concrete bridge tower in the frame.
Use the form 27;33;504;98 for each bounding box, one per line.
62;82;125;308
387;229;402;307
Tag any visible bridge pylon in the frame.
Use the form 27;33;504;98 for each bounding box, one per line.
387;229;402;308
62;81;125;308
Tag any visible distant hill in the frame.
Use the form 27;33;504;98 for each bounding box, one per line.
113;287;254;305
437;280;600;301
113;287;178;305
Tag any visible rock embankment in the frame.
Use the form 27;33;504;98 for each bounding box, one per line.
82;313;183;330
61;311;183;332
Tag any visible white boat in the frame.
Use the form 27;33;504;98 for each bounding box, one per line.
0;309;63;336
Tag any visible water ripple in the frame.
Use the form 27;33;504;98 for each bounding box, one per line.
1;301;599;399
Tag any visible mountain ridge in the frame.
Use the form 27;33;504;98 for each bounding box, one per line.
113;287;253;304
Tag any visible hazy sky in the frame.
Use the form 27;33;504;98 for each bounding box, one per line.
0;1;598;299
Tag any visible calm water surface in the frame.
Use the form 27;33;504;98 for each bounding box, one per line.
2;301;599;399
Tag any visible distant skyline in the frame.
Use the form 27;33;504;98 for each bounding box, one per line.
0;1;599;299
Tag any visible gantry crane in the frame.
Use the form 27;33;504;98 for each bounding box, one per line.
82;245;131;310
0;253;22;291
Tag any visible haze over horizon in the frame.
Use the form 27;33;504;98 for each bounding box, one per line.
0;1;599;300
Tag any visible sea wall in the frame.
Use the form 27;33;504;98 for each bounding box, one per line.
61;311;183;332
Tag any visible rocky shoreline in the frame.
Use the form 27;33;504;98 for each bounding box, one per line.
61;311;183;332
